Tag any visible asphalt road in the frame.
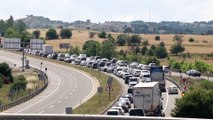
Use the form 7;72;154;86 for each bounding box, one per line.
0;50;98;114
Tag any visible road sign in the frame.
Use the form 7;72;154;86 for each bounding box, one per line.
107;76;113;85
105;84;113;91
97;87;103;93
183;85;188;91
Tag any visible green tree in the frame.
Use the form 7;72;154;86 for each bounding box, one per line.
100;40;116;59
5;27;19;38
82;40;101;56
14;20;26;32
189;37;194;42
142;40;149;46
170;43;185;55
171;89;213;119
98;31;107;38
0;20;7;35
46;29;58;40
0;75;3;88
69;46;81;55
20;31;34;43
60;29;72;39
155;46;168;58
141;46;148;55
11;75;27;91
142;57;160;66
33;30;41;39
159;42;165;47
0;62;13;83
116;34;130;46
155;35;160;41
127;35;141;46
6;16;14;28
146;49;155;56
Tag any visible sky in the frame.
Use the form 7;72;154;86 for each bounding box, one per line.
0;0;213;23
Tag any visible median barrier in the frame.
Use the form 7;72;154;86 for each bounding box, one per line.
0;68;49;112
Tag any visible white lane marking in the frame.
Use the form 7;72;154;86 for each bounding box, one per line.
69;93;72;95
57;100;62;104
73;89;76;92
163;89;169;112
16;70;61;113
49;105;54;109
38;111;44;114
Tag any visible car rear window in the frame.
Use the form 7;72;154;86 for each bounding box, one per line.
129;109;145;116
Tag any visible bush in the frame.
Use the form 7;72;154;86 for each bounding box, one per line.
11;75;27;91
0;75;3;88
142;40;149;46
98;32;107;38
189;37;194;42
60;29;72;39
202;40;208;43
155;36;160;41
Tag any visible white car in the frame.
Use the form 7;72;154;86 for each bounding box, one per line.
111;106;125;115
168;86;179;94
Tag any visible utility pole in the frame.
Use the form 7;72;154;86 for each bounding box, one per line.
22;42;25;72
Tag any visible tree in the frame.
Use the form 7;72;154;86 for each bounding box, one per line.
116;34;130;46
60;29;72;39
189;37;194;42
127;35;141;46
14;20;26;32
141;46;148;55
20;31;34;43
159;42;165;47
0;75;3;88
46;29;58;40
155;46;168;58
146;49;155;56
89;32;96;38
10;75;27;92
0;20;6;35
82;40;101;56
173;34;183;44
98;31;107;38
33;30;40;39
0;62;13;83
142;40;149;46
123;27;132;33
171;89;213;119
69;46;81;55
170;43;185;55
155;35;160;41
100;40;116;59
6;16;14;28
5;27;19;38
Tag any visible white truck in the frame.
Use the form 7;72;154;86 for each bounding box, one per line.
132;82;163;116
43;44;53;54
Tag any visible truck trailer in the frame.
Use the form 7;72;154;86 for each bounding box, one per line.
132;82;163;116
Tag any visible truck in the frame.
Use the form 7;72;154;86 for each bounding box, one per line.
132;82;163;116
150;66;166;92
43;44;53;54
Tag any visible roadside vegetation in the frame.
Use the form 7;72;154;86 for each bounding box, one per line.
0;62;41;106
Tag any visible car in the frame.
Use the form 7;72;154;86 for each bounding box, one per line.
111;106;125;115
107;109;120;115
186;69;201;77
129;108;146;116
168;86;179;94
123;93;133;103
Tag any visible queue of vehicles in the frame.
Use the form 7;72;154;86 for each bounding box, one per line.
21;49;180;117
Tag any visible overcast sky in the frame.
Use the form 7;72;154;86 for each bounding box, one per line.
0;0;212;23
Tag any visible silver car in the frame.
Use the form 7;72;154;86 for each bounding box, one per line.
168;86;179;94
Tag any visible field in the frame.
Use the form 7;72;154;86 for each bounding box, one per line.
27;29;213;65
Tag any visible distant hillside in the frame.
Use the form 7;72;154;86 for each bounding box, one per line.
21;15;70;28
20;15;213;34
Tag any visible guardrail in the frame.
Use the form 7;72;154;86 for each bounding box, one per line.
0;68;49;112
0;114;209;120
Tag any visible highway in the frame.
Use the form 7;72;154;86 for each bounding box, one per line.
0;50;98;114
108;73;181;117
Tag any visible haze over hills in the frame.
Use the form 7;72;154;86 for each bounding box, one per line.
20;15;213;34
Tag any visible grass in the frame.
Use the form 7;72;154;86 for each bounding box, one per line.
15;52;122;114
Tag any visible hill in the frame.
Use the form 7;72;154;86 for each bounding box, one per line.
20;15;213;34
